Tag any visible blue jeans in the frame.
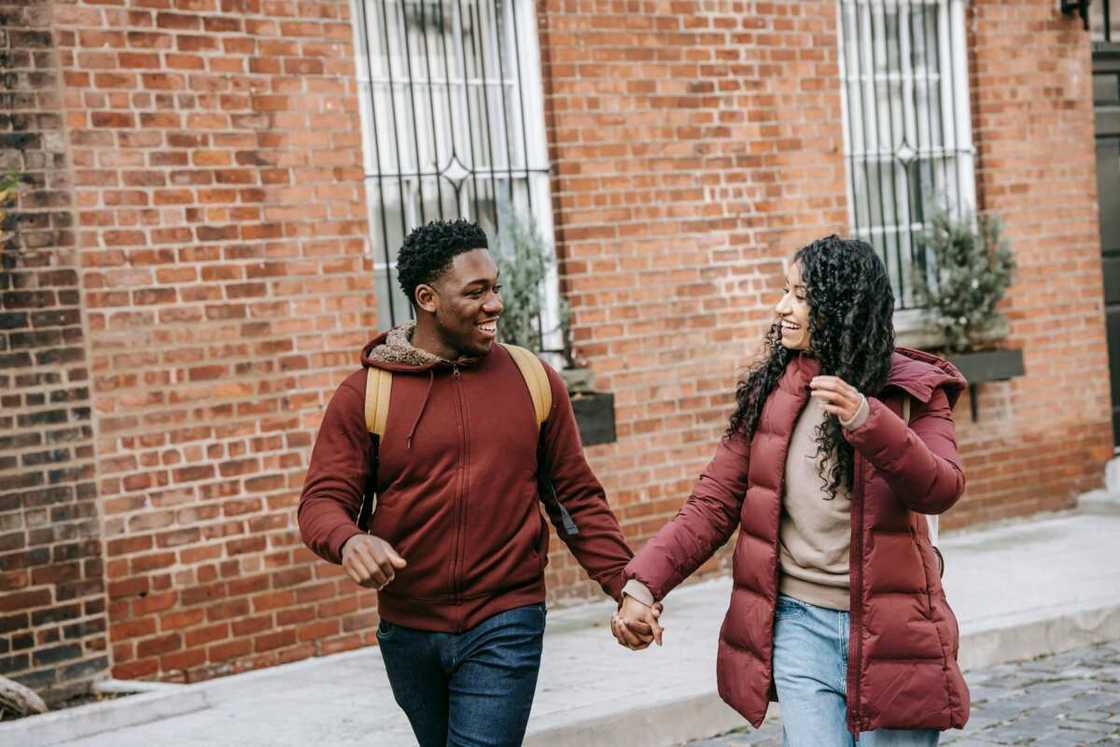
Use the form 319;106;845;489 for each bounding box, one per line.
376;603;546;747
773;595;939;747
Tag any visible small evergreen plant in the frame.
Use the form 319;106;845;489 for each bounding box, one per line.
913;210;1016;354
492;205;568;354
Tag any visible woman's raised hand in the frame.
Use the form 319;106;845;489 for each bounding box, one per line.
810;375;865;424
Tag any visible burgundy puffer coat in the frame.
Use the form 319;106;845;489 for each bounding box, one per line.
626;348;969;735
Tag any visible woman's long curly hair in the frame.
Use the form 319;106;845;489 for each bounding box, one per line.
727;235;896;499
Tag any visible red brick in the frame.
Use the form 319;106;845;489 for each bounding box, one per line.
137;632;181;657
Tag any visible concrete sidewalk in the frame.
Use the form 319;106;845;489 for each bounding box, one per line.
7;502;1120;747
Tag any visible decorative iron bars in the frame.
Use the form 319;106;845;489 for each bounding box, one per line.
1091;0;1118;43
838;0;976;310
352;0;555;329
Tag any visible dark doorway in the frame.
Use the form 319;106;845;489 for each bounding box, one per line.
1094;32;1120;449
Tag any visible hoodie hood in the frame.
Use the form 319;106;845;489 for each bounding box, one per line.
887;346;968;408
361;322;481;373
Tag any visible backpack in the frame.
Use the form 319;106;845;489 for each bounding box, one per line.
902;396;943;576
356;344;579;535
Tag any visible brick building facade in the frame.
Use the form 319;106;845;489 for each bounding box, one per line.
0;0;1111;702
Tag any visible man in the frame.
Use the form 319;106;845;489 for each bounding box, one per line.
298;219;651;746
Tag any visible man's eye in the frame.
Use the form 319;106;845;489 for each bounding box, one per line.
493;285;502;293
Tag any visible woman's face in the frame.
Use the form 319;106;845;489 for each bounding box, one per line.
775;261;812;351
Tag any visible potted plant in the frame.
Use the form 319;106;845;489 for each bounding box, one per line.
912;209;1023;418
492;205;616;446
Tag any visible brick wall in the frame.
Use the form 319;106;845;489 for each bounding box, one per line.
47;0;378;683
537;0;852;597
0;0;109;703
948;0;1111;525
536;0;1111;597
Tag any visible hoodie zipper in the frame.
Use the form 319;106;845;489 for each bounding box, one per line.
847;456;866;737
451;365;467;627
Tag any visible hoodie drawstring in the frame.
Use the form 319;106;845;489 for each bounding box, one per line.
406;369;435;449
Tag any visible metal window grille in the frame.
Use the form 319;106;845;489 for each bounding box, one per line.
1091;0;1118;43
838;0;976;311
351;0;560;341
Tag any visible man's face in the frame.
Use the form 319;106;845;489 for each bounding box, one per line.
425;248;504;359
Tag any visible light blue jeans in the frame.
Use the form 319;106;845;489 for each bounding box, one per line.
772;594;940;747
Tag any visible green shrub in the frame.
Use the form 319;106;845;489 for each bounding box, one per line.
913;210;1016;354
492;205;567;353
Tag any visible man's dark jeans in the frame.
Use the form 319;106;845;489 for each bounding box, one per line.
377;603;546;747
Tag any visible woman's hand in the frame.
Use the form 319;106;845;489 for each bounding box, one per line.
610;596;664;650
810;375;865;425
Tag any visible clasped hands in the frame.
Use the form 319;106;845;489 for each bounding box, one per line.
610;594;664;650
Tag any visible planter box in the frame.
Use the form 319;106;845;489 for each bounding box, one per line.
571;392;616;446
946;348;1025;421
947;348;1025;385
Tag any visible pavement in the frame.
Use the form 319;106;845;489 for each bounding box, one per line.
5;495;1120;747
690;640;1120;746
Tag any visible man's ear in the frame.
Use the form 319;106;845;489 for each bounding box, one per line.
415;283;438;314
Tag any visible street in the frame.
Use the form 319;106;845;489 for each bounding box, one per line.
689;641;1120;746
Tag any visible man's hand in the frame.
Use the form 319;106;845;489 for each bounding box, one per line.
341;534;407;590
610;595;664;650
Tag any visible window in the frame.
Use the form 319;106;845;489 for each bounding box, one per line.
838;0;976;312
351;0;561;348
1089;0;1117;43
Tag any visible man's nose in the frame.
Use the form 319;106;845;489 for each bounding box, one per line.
484;292;503;314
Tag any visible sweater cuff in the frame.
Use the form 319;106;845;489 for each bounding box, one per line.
840;394;869;431
621;579;655;607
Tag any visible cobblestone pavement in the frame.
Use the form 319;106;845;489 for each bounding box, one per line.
687;641;1120;746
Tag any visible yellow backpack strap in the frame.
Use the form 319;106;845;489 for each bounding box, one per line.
364;367;392;437
502;344;551;429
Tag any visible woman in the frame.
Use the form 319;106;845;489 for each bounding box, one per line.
613;236;970;745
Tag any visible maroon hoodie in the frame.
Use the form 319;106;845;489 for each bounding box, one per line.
298;326;632;632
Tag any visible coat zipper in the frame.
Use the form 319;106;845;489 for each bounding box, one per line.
848;456;865;737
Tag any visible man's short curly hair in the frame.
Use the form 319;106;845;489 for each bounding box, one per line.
396;219;490;306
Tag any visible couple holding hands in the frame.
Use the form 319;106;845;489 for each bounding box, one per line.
299;220;969;747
